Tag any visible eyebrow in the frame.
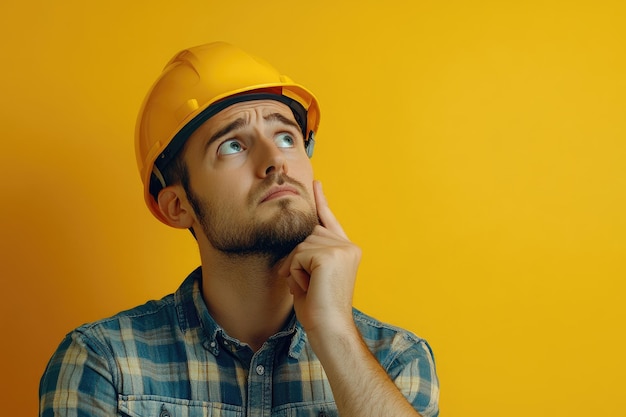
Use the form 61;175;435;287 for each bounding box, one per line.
263;112;301;131
206;117;247;148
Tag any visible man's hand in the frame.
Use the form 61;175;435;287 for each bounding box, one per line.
278;181;427;417
278;180;362;337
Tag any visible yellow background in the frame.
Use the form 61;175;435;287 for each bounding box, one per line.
1;1;624;416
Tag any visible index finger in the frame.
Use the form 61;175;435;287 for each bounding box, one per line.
314;180;349;240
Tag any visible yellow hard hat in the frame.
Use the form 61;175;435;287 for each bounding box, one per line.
135;41;320;223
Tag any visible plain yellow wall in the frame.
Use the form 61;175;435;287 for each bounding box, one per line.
1;1;624;415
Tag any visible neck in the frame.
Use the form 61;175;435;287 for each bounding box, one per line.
199;248;293;351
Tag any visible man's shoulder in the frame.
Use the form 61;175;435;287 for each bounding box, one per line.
72;269;201;340
351;308;434;365
42;290;183;382
352;308;424;343
73;292;178;339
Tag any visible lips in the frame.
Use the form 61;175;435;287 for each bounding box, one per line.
259;185;300;203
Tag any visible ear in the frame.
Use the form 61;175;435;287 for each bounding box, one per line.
156;185;194;229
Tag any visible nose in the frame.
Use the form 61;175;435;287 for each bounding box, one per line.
255;136;288;178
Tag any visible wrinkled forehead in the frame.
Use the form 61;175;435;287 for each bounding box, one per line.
211;99;296;125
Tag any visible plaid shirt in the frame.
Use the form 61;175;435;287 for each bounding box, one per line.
40;268;439;417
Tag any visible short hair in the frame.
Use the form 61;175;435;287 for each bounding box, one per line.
149;150;189;202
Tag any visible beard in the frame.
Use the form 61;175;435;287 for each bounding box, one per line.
185;173;319;265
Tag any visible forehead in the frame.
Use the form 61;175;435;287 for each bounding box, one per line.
205;99;296;129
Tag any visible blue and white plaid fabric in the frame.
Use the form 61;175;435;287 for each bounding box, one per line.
40;267;439;416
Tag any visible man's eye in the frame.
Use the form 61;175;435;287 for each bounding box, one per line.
275;133;295;148
217;139;245;155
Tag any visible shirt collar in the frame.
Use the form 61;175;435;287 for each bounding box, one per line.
174;267;306;359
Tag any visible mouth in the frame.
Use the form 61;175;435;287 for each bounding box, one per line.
259;185;300;203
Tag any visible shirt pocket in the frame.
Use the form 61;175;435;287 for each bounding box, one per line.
118;395;243;417
273;402;339;417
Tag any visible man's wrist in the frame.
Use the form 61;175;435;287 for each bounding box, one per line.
306;317;363;363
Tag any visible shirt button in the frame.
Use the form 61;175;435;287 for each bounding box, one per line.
210;341;216;348
255;365;265;375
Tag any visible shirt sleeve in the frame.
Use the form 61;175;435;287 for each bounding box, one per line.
385;336;440;417
40;330;118;417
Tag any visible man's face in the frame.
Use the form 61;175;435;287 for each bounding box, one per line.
180;99;318;264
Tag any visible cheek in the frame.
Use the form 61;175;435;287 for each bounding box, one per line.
214;181;248;206
191;172;244;209
295;165;316;203
290;153;314;178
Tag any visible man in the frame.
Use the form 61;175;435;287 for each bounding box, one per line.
40;42;439;417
